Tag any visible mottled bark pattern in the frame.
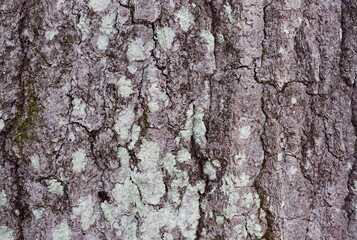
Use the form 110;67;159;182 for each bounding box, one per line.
0;0;356;239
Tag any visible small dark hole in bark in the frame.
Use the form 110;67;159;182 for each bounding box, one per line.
98;191;110;202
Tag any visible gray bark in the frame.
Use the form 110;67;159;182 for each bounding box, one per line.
0;0;356;239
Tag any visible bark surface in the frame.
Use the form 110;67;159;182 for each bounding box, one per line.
0;0;356;239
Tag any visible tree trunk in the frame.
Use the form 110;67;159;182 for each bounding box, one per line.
0;0;356;239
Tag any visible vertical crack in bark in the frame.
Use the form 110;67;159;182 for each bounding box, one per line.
8;0;36;239
253;1;276;239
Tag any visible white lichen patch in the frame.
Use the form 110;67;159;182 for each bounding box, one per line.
30;154;40;170
127;65;137;74
100;201;118;225
72;98;86;116
347;162;353;171
100;12;117;34
132;140;165;205
76;16;91;40
177;184;203;239
97;35;109;50
114;106;135;140
45;30;59;40
277;152;283;162
163;233;174;240
52;222;72;240
291;97;297;104
162;153;176;175
176;148;191;163
146;66;170;112
88;0;111;12
128;124;141;150
217;33;225;43
48;179;64;195
0;190;6;206
200;30;215;53
212;160;221;167
234;224;248;238
175;8;194;32
72;148;87;172
239;125;251;139
224;3;235;23
246;216;263;238
156;27;176;51
111;178;142;213
127;38;154;62
203;161;216;180
216;216;224;225
289;166;298;175
0;226;13;240
193;106;207;145
32;209;43;220
73;195;96;231
117;76;134;98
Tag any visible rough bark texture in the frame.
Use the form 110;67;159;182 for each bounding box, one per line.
0;0;356;239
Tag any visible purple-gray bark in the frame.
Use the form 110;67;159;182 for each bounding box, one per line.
0;0;356;239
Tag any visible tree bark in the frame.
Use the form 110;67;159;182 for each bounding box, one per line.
0;0;356;239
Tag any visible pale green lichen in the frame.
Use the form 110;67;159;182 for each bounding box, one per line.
45;30;58;40
216;216;224;225
289;166;298;175
239;125;251;139
212;160;221;167
73;195;96;231
114;106;135;140
127;65;137;74
0;226;13;240
72;98;86;116
233;224;248;238
200;30;215;53
100;12;117;34
175;8;194;32
217;33;225;43
101;201;119;225
97;35;109;51
176;148;191;163
72;148;87;172
0;190;6;206
146;66;169;112
32;209;43;220
52;222;72;240
30;153;40;170
156;27;176;51
117;76;134;98
88;0;111;12
224;3;235;23
127;38;154;62
128;124;141;150
132;140;165;205
112;178;142;214
277;152;283;162
162;233;174;240
192;106;207;145
246;215;263;238
76;16;91;40
48;179;63;195
291;97;297;104
203;161;216;180
162;153;176;175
